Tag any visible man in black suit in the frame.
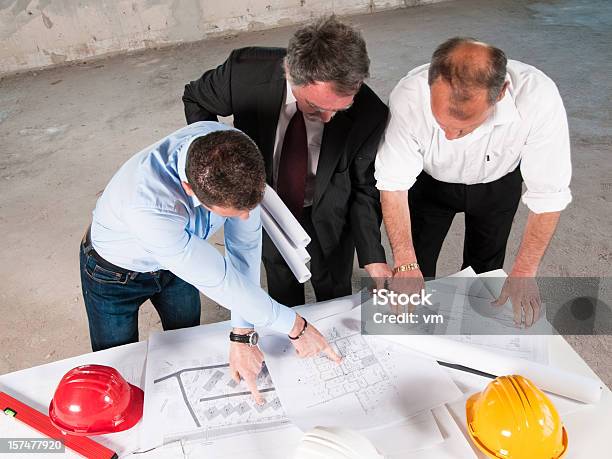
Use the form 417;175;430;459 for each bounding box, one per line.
183;16;390;307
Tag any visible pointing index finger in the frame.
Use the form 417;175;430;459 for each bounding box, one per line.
323;345;342;364
246;375;264;405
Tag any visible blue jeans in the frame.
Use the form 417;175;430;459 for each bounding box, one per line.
80;238;201;351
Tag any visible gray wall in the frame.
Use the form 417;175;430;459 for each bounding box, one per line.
0;0;443;74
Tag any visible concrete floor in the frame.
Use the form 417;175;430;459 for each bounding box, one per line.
1;0;611;388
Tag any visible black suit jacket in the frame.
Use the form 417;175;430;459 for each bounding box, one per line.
183;47;387;266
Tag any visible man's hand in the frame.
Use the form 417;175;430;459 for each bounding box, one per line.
229;329;265;404
387;267;425;314
364;262;393;290
289;315;342;363
494;210;558;327
492;275;542;327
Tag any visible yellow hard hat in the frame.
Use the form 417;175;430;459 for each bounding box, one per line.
466;375;568;459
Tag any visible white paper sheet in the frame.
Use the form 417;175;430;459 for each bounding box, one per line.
461;269;549;364
387;406;478;459
449;334;549;365
261;206;311;283
370;267;550;364
260;306;462;431
296;293;451;456
458;269;548;364
180;424;303;459
261;185;311;247
416;268;553;337
141;323;292;451
379;333;603;404
125;442;186;458
178;410;445;458
361;410;445;456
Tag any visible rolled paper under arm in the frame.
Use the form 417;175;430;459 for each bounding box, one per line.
296;245;311;263
261;185;311;248
261;207;311;284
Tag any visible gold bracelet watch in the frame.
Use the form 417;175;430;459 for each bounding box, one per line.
393;262;420;274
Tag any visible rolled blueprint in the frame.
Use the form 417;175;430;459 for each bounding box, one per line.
261;185;311;247
296;245;311;263
379;334;603;404
261;207;311;283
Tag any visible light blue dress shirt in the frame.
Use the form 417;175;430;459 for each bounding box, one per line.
90;121;296;334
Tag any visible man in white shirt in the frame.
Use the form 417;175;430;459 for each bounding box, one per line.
375;37;572;327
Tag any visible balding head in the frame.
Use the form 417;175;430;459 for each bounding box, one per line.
428;37;508;139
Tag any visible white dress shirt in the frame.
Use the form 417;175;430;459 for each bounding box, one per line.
273;80;324;207
375;60;572;213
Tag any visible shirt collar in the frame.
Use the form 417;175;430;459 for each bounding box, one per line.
491;77;518;126
285;79;297;106
177;137;202;208
468;79;517;139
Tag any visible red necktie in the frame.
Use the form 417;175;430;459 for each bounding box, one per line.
277;109;308;219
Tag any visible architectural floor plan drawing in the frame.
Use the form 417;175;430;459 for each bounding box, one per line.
307;328;395;415
141;325;293;450
261;307;462;431
152;362;288;441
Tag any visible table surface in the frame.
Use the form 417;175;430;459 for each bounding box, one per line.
1;314;610;458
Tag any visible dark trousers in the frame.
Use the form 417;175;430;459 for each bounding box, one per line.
263;207;354;306
409;168;523;278
80;232;201;351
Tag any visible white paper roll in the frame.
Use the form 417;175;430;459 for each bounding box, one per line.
261;207;311;284
296;245;311;263
261;185;311;247
378;334;603;405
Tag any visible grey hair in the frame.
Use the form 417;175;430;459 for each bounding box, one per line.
428;37;507;114
284;16;370;96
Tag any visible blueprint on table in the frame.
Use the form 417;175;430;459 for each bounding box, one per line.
152;361;287;440
141;324;293;451
140;295;449;457
260;306;463;431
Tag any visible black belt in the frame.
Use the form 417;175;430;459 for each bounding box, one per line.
82;226;136;275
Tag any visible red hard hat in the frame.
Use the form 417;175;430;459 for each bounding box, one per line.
49;364;144;435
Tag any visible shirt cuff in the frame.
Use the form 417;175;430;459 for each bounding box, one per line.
375;174;418;192
521;189;572;213
356;247;387;268
268;302;298;335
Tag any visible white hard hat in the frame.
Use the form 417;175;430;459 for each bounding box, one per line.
293;426;383;459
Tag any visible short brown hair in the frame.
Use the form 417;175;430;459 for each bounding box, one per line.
185;130;265;210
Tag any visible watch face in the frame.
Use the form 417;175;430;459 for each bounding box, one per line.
249;332;259;346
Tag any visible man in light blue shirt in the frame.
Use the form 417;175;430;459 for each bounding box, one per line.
80;121;339;402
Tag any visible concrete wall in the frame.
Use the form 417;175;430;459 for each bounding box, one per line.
0;0;442;75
